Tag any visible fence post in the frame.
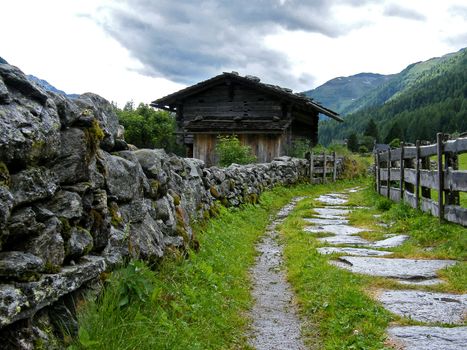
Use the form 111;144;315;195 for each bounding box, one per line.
400;142;404;202
309;151;314;183
322;151;327;183
436;133;444;221
387;149;391;199
376;152;381;194
332;151;337;182
415;140;420;209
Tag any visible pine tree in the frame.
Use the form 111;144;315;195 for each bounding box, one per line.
363;118;379;141
347;133;359;152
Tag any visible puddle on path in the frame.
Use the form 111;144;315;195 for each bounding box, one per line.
248;197;306;350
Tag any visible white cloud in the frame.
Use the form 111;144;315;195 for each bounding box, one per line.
0;0;465;105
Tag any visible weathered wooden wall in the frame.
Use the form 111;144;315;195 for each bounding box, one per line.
375;134;467;226
194;134;284;166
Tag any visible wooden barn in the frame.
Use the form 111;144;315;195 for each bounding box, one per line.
152;72;342;166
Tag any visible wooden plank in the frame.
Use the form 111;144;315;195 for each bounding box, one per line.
380;186;388;197
444;170;467;192
403;146;417;159
323;151;327;183
444;205;467;227
400;142;405;200
420;197;439;217
444;137;467;154
403;191;417;209
390;168;401;181
332;152;337;182
419;144;437;158
420;170;438;189
380;169;388;181
376;152;381;194
391;148;401;160
387;150;391;199
404;168;417;185
309;151;314;182
415;140;420;209
379;151;389;162
436;133;444;221
390;187;401;202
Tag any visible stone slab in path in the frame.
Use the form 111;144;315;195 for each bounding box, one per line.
378;290;467;324
387;326;467;350
319;235;370;246
370;235;409;248
331;256;457;280
304;224;368;236
317;247;392;257
316;194;348;205
312;208;350;220
303;217;349;225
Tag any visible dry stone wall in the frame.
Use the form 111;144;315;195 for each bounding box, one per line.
0;63;335;348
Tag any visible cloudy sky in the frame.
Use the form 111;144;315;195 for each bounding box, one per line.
1;0;466;107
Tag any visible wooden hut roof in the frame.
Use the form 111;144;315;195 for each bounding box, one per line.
151;72;343;122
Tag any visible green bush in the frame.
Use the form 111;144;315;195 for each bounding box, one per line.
285;138;311;158
376;198;392;211
215;135;256;167
358;145;369;154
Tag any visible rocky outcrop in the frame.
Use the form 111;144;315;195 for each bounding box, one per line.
0;62;344;348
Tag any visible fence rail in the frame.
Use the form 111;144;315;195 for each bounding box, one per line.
308;151;341;184
375;133;467;227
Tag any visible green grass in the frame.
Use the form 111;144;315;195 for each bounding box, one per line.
279;180;393;350
72;183;333;350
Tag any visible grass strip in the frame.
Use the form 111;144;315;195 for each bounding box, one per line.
72;183;323;350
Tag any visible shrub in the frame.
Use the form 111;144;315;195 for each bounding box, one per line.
376;198;392;211
358;145;369;154
285;138;311;158
215;135;256;167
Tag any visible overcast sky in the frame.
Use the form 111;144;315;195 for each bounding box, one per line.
1;0;466;107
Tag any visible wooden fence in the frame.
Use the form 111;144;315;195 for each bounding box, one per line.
375;133;467;226
308;152;341;184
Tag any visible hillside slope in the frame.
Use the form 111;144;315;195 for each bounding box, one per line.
304;73;392;114
319;48;467;145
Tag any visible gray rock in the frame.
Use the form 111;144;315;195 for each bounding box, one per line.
304;224;368;235
39;191;83;220
10;167;58;207
0;251;44;279
370;235;409;248
129;213;164;261
7;207;45;237
133;148;168;178
102;151;147;202
0;255;106;328
75;93;120;151
319;235;370;246
332;256;457;280
378;290;467;324
48;91;80;127
66;227;93;260
0;65;61;165
51;128;90;184
397;278;444;286
316;194;348;205
387;326;467;350
25;217;65;267
0;187;13;231
0;77;10;104
304;217;349;225
154;196;175;224
0;284;28;326
317;247;392;257
103;226;129;267
313;207;350;218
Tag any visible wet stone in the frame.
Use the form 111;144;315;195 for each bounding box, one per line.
387;326;467;350
313;207;350;218
378;290;467;324
304;224;368;236
316;194;348;205
331;256;457;280
371;235;409;248
303;217;349;225
319;235;370;246
317;247;392;257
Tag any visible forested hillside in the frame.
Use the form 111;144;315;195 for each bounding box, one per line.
303;73;392;114
319;48;467;145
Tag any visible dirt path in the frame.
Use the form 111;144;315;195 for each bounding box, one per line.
247;197;306;350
